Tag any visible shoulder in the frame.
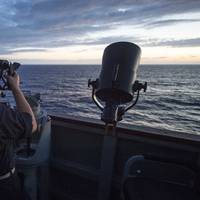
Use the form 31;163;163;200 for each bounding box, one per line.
0;102;16;116
0;102;32;125
0;102;8;109
0;102;11;116
0;103;32;139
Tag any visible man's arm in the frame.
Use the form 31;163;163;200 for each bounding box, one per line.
7;72;37;133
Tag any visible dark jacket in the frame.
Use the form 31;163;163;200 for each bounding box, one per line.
0;103;32;175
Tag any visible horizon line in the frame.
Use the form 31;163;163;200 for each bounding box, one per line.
21;63;200;66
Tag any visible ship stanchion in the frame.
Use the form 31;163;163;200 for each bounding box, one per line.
98;123;117;200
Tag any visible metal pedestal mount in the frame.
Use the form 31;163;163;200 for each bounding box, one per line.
88;78;147;200
88;42;147;200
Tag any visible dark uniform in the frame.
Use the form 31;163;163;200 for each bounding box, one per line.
0;103;32;200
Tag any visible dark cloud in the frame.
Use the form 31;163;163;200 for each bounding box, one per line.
0;0;200;55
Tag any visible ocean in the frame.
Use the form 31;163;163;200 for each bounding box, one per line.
7;64;200;135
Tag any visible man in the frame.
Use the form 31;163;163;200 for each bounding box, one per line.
0;72;37;200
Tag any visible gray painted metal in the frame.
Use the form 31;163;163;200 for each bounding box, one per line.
98;135;117;200
49;115;200;200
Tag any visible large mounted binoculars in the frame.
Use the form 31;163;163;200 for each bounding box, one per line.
88;42;147;124
0;60;20;96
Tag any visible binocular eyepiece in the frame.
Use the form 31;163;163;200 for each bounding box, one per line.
88;42;147;124
0;60;20;76
0;60;21;97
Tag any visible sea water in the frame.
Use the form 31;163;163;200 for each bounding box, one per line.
10;64;200;135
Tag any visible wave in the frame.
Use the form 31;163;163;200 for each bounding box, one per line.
13;64;200;135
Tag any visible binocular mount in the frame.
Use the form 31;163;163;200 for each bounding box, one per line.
88;42;147;125
89;42;148;200
88;78;147;124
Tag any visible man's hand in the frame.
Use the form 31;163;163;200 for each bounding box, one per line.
7;72;20;91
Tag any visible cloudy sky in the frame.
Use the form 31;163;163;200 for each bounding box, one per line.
0;0;200;64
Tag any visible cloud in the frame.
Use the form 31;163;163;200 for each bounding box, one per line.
10;48;47;53
144;37;200;47
0;47;47;55
0;0;200;55
145;19;200;28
